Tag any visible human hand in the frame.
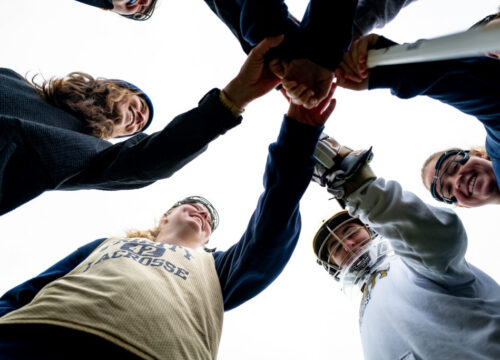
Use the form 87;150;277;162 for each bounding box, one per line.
287;84;337;127
336;33;379;91
223;35;284;110
281;59;334;109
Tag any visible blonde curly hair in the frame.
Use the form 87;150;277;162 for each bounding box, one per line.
28;72;138;139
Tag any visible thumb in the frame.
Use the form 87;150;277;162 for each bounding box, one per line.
252;34;285;58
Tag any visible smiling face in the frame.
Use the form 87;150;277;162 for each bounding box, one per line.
159;203;213;248
111;94;151;137
327;220;371;267
111;0;153;16
423;151;500;207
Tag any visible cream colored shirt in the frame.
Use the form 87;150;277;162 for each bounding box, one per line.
0;237;224;360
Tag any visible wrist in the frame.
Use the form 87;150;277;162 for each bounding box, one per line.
219;88;245;118
223;79;249;110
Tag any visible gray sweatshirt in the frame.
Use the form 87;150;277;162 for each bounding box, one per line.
346;178;500;360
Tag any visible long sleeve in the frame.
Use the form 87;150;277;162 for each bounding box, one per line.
368;39;500;186
346;178;475;287
353;0;417;35
368;43;500;127
204;0;356;71
61;89;241;190
213;117;323;311
0;239;105;317
238;0;357;71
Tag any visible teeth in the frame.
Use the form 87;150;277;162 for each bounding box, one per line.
468;176;477;195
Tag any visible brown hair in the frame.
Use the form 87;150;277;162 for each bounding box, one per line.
28;72;137;139
421;146;490;188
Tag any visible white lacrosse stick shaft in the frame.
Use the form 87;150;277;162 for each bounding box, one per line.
367;22;500;68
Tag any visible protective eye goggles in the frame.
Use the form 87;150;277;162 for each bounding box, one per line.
430;150;470;204
121;0;158;21
170;196;219;231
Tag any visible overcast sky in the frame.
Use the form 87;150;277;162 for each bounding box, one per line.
1;0;499;359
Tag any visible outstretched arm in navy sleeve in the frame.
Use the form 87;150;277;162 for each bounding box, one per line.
213;117;323;311
62;89;241;190
212;89;336;311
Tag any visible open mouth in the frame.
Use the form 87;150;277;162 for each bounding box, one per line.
468;175;477;196
191;214;205;228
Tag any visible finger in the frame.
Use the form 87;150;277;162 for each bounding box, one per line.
315;83;336;112
288;84;309;99
342;51;360;80
351;40;361;71
279;87;291;102
269;58;284;79
339;62;354;86
320;98;337;122
339;58;361;83
299;90;317;109
357;39;370;76
282;79;298;91
251;34;285;58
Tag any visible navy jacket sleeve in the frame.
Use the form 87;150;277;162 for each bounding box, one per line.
204;0;356;71
0;239;105;317
369;38;500;127
75;0;113;9
212;116;323;311
61;89;242;190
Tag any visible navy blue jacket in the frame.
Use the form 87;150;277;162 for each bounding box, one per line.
75;0;357;71
369;37;500;189
0;116;322;314
0;68;241;215
202;0;357;71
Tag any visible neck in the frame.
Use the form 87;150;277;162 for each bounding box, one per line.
156;226;202;250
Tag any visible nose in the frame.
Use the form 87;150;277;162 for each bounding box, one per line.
139;0;151;5
343;238;357;251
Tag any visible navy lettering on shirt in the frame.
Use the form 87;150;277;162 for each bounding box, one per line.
81;239;190;280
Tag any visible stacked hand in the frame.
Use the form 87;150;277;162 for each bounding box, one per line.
286;83;336;127
270;58;334;110
335;33;380;91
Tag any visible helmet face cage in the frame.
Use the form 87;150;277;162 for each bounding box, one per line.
430;150;469;204
121;0;158;21
170;196;219;231
314;213;373;281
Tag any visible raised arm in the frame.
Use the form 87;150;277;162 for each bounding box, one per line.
369;53;500;124
62;36;284;191
279;0;357;108
0;238;105;317
337;33;500;125
214;89;336;311
347;178;474;287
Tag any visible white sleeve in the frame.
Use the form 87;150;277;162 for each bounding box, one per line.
346;178;474;286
